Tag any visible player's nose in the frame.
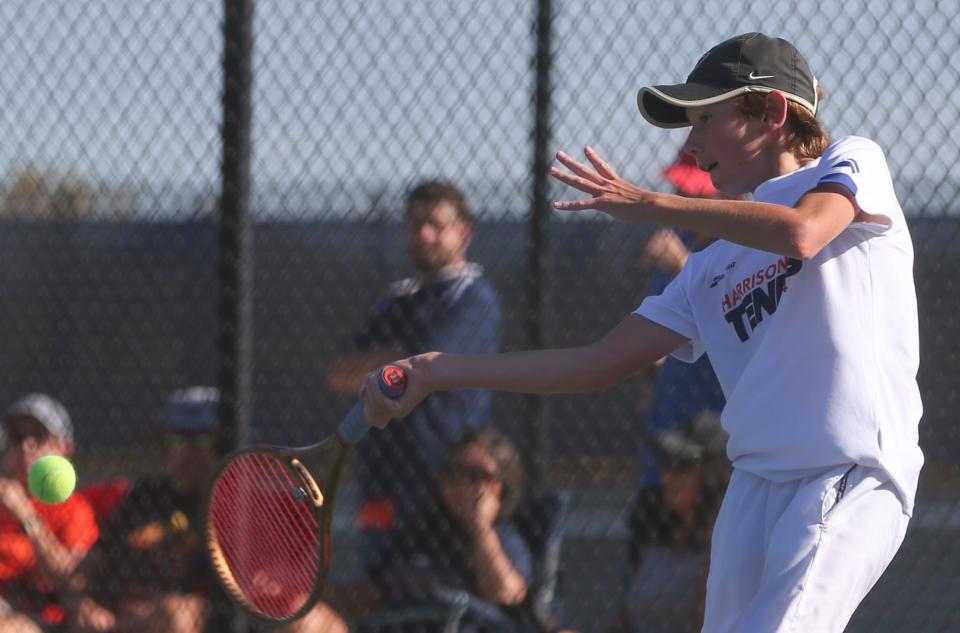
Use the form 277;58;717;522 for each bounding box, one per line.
682;129;703;158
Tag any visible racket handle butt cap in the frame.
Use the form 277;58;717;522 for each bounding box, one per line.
338;366;406;445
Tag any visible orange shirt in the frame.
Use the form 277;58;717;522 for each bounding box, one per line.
0;495;99;579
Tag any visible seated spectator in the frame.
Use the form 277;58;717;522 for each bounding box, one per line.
0;394;99;633
63;387;221;633
74;479;133;529
276;601;347;633
63;388;345;633
634;151;727;490
363;426;532;632
616;412;732;633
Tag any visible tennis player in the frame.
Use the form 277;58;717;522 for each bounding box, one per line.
361;33;921;632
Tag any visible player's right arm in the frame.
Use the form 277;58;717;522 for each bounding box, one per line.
361;314;687;428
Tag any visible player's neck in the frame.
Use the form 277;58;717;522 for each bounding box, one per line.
752;148;810;190
774;149;811;177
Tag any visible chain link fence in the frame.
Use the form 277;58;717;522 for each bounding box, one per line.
0;1;958;631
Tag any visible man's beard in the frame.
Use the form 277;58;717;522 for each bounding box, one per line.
410;249;443;274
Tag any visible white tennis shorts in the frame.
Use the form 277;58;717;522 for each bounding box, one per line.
703;464;909;633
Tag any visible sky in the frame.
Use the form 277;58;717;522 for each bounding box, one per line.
0;0;957;218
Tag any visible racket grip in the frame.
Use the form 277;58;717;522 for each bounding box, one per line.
338;403;369;445
337;365;408;445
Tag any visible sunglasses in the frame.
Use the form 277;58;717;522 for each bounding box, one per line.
165;432;217;450
442;462;499;485
4;427;50;446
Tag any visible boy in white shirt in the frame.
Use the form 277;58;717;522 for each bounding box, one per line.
360;32;921;633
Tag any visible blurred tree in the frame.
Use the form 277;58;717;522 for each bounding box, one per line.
1;165;138;220
2;164;92;218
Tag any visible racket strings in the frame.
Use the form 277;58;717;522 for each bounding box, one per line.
220;462;305;593
256;456;326;584
235;454;322;591
209;452;326;619
213;455;319;616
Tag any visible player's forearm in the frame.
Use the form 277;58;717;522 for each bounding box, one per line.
363;316;686;429
413;314;684;396
644;193;816;258
415;345;621;395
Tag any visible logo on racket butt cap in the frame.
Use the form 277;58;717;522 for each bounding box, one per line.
378;366;407;399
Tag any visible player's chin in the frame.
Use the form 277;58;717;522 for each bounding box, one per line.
709;169;746;197
710;168;745;198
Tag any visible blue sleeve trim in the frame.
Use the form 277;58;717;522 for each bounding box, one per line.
817;172;858;196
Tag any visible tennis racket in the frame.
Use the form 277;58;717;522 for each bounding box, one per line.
203;365;407;625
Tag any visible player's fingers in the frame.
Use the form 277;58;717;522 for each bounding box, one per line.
360;372;394;428
584;146;618;179
548;166;603;196
553;197;600;212
554;150;605;184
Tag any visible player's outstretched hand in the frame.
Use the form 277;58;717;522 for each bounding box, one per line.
549;147;653;223
359;356;433;428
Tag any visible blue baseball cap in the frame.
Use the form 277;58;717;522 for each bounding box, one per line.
164;387;220;433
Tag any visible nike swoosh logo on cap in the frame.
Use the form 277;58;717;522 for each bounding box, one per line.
747;71;775;80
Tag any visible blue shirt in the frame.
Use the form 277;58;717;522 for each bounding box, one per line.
354;263;503;514
370;504;533;607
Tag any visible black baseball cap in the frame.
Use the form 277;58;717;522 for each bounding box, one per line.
638;33;819;129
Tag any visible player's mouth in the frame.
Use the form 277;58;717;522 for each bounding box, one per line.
703;161;719;173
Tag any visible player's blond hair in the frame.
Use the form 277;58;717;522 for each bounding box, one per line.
734;84;830;160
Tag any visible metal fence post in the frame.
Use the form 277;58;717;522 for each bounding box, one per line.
526;0;553;492
217;0;254;457
216;3;254;628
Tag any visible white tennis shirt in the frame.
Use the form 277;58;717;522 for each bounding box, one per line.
635;136;923;515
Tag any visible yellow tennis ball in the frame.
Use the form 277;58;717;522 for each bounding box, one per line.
28;455;77;504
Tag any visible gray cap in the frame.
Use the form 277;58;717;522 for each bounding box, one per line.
164;387;220;433
653;411;728;462
3;393;74;445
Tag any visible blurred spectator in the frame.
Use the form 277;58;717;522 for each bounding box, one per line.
606;153;731;633
64;387;220;633
635;152;727;486
276;601;347;633
360;426;532;633
617;413;731;633
328;180;503;551
0;394;99;633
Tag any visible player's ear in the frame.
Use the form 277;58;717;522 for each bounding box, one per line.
762;91;789;129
